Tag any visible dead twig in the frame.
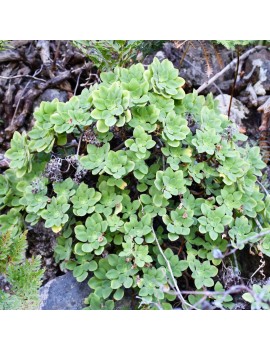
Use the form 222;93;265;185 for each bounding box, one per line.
52;40;61;71
182;283;268;310
76;132;84;157
5;62;92;136
151;225;195;310
197;46;267;94
0;74;46;82
174;284;262;308
37;40;54;79
178;41;191;71
228;49;240;117
182;56;224;96
255;217;263;231
11;65;44;126
0;50;21;63
256;180;270;197
73;70;82;96
250;259;266;281
223;229;270;258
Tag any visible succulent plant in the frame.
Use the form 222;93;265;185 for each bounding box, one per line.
104;150;135;179
5;132;32;178
2;57;269;310
154;167;187;199
71;183;101;216
162;111;190;147
74;213;108;255
189;259;219;289
145;57;185;99
91;82;130;132
40;196;70;232
198;204;233;241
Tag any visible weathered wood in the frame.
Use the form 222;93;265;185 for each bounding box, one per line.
0;49;21;63
0;41;94;147
258;96;270;132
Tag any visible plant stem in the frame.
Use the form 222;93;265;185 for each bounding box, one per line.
151;225;196;310
228;49;240;117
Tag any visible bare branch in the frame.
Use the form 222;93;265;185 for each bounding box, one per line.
76;132;84;157
180;284;251;296
74;70;82;96
257;180;270;197
197;46;267;94
0;49;21;63
0;74;46;82
224;229;270;258
179;284;268;310
11;65;44;125
151;225;195;310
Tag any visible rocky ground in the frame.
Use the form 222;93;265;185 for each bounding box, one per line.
1;40;270;309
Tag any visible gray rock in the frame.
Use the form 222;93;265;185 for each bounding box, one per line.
245;49;270;93
0;153;9;168
39;271;134;310
34;89;68;109
39;272;91;310
215;94;249;130
155;51;166;62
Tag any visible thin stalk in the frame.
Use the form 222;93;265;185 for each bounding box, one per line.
228;49;240;117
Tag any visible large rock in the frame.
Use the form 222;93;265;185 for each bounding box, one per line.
34;88;68;109
39;272;91;310
39;272;134;310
